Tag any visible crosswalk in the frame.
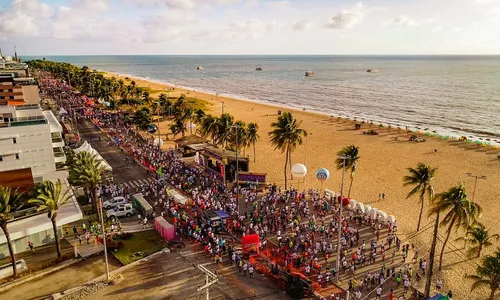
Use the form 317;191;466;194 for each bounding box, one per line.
121;178;154;188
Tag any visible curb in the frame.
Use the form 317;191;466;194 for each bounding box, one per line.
0;258;83;294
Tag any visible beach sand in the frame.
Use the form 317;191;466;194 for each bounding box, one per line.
105;71;500;299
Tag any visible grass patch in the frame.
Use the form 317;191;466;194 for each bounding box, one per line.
112;230;166;265
142;87;165;94
184;96;210;111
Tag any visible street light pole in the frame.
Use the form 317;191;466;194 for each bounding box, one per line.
98;197;110;281
232;125;240;214
335;156;348;283
466;172;487;201
156;101;161;151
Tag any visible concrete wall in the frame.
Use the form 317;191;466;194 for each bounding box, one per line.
0;123;56;177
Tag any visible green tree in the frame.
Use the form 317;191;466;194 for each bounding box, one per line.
456;223;499;258
429;183;482;270
170;119;187;138
200;115;219;144
247;123;259;163
0;187;24;277
466;249;500;300
131;107;152;131
269;112;307;189
403;163;437;231
335;145;360;198
216;113;234;148
29;180;72;259
69;152;109;213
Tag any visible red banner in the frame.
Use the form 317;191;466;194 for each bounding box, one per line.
242;234;260;255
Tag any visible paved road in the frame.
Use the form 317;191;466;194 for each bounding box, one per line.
2;256;122;300
85;241;291;300
78;118;150;188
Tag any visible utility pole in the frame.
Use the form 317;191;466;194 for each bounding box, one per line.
425;210;440;298
156;101;161;150
335;156;349;283
196;264;218;300
466;172;487;201
98;197;110;281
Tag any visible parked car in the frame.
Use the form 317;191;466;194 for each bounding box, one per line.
106;203;134;219
102;196;127;209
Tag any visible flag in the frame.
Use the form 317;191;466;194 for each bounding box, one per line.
157;166;163;176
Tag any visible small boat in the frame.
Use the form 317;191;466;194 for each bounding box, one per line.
197;66;204;70
367;68;380;73
305;71;316;77
255;66;263;71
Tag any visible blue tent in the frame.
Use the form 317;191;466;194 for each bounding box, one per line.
215;210;230;219
428;293;449;300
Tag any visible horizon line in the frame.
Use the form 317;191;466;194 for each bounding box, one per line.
17;53;500;57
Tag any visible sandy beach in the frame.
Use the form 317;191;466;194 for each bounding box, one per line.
105;71;500;299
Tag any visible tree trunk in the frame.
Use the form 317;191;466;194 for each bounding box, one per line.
253;142;256;163
417;189;426;232
0;223;17;277
94;188;100;219
347;173;354;198
289;149;293;180
478;244;483;258
488;285;496;300
51;214;62;259
284;144;289;189
424;210;439;298
439;219;455;271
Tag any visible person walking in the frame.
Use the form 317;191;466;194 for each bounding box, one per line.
243;262;248;276
73;225;78;238
78;234;82;245
143;216;147;229
28;241;35;253
249;265;254;278
85;231;91;244
375;286;382;299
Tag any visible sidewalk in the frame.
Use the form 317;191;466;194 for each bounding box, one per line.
0;239;73;267
65;235;104;258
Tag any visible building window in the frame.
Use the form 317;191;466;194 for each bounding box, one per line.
13;137;17;144
15;153;19;160
0;156;2;162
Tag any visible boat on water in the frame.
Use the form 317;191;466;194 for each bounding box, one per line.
255;66;263;71
367;68;380;73
305;71;316;77
197;66;204;70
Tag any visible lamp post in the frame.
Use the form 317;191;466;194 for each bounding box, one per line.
466;172;487;201
217;93;224;115
335;155;349;283
155;101;161;150
98;197;110;281
232;124;240;214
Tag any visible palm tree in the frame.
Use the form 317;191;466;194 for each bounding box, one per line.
142;91;150;104
216;113;234;148
269;112;307;189
456;223;499;258
69;152;108;213
200;115;219;144
170;119;187;138
0;187;24;277
131;107;152;131
466;249;500;300
247;123;259;163
403;163;437;231
229;120;247;153
335;145;360;198
429;183;482;270
29;180;72;259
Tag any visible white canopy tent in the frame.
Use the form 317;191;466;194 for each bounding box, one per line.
74;141;113;172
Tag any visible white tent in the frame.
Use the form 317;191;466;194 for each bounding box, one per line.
74;141;113;172
349;199;357;210
355;202;365;212
59;107;68;115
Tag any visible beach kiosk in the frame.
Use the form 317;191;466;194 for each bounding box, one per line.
173;135;208;158
132;193;153;218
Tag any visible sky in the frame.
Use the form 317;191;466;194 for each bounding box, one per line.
0;0;500;55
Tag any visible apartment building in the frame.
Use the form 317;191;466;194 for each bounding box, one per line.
0;74;39;106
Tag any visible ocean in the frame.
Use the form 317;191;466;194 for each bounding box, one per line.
26;55;500;143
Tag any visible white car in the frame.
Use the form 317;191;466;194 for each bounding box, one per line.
102;196;127;209
106;203;135;219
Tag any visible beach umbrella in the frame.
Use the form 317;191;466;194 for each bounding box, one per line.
364;205;372;213
153;138;163;146
377;210;388;221
368;208;379;219
147;124;158;134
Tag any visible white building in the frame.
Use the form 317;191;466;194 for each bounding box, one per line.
0;103;82;257
0;103;66;182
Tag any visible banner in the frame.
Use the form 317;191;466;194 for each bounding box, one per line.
242;234;260;255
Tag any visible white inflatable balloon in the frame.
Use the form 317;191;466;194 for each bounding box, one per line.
291;163;307;178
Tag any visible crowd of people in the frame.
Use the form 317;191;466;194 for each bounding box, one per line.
39;74;447;300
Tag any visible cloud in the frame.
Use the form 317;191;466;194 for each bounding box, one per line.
243;0;258;7
11;0;52;17
326;2;366;29
432;25;443;32
265;1;290;9
0;10;39;36
382;15;419;27
226;19;282;39
73;0;110;12
292;20;311;31
474;0;498;3
164;0;196;10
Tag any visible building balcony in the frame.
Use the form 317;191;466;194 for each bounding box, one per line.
0;115;48;128
53;147;66;163
51;132;65;148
